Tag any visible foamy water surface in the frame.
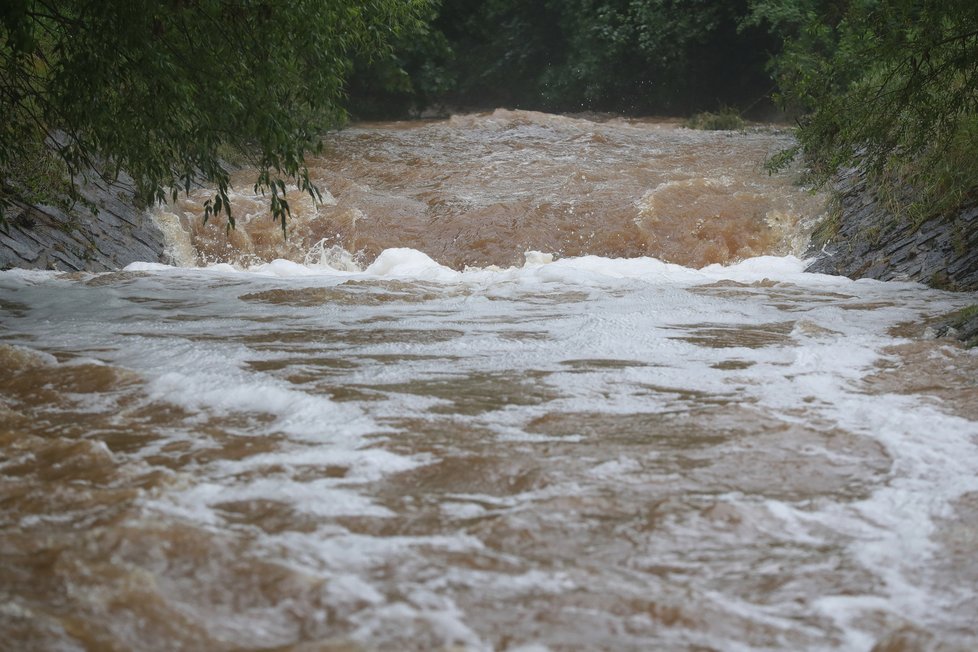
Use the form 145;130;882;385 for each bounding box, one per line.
2;112;978;651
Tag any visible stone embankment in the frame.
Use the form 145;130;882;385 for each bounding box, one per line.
807;169;978;290
0;177;167;272
806;168;978;344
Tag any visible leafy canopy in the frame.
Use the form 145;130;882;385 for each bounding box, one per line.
1;0;427;231
351;0;778;116
753;0;978;217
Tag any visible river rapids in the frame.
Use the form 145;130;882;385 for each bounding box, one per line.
2;110;977;651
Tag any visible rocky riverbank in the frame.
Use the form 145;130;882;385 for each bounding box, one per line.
806;169;978;290
806;168;978;344
0;177;167;272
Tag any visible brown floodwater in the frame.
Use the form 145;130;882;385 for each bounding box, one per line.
2;111;978;652
155;110;822;270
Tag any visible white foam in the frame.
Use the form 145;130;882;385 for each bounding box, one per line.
587;456;643;478
179;478;396;518
249;258;345;277
146;369;374;442
149;205;198;267
123;261;177;272
363;247;460;281
3;249;977;649
116;248;875;295
211;446;426;483
326;574;385;605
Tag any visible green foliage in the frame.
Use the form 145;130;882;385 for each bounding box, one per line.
809;198;842;245
427;1;563;109
346;2;455;119
1;0;427;232
954;304;978;323
686;108;746;130
355;0;780;116
755;0;978;221
535;0;745;111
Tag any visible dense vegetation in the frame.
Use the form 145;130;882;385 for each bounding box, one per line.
352;0;978;223
753;0;978;221
0;0;425;231
348;0;779;117
2;1;976;231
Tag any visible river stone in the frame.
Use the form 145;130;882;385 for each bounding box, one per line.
0;175;167;272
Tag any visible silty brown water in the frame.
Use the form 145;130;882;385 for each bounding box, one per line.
2;111;978;652
155;110;822;269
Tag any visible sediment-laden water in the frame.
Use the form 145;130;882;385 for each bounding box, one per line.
154;109;822;270
2;111;977;651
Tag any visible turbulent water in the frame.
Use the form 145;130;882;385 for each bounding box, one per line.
3;111;978;651
154;110;823;270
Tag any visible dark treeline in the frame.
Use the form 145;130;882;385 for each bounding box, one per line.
348;0;780;118
2;0;976;234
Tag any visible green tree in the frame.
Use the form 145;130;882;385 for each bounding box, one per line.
754;0;978;218
1;0;427;232
346;1;455;119
362;0;778;116
541;0;775;113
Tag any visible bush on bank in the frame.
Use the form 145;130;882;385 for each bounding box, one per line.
753;0;978;225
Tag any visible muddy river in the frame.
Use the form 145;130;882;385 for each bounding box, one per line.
2;110;977;651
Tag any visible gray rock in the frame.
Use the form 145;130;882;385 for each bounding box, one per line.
0;175;167;272
806;171;978;291
806;171;978;346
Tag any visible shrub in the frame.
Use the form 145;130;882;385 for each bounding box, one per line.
685;109;746;131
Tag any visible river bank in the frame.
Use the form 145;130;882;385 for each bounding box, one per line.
805;167;978;344
0;176;167;272
806;168;978;291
